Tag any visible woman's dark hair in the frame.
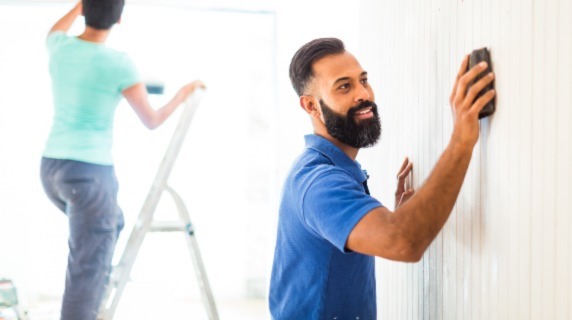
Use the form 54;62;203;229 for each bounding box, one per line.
82;0;125;30
289;38;345;97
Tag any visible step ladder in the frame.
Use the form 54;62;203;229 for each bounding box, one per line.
98;89;219;320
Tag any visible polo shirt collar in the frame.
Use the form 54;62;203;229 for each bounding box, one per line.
304;134;368;184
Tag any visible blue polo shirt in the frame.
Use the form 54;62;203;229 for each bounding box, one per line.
270;134;383;319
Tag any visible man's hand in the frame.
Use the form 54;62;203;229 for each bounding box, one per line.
347;55;496;262
395;157;414;209
449;55;496;147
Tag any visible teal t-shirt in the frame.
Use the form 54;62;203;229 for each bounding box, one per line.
43;31;140;165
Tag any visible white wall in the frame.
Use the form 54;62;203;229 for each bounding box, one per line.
358;0;572;319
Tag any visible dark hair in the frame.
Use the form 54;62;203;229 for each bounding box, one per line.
289;38;345;97
82;0;124;30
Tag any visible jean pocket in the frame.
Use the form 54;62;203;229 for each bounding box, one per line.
61;178;98;211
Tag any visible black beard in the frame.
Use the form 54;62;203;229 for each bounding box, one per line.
320;99;381;149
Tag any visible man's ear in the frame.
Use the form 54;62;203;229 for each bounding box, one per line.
300;95;320;117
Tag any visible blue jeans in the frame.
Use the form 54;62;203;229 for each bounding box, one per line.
40;158;124;320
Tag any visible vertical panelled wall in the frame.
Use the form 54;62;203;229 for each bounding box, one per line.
357;0;572;319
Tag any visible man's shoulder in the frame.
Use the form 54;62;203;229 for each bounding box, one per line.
298;147;355;174
287;148;353;192
292;148;334;176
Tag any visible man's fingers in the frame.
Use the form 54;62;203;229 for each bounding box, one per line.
397;162;413;181
404;189;414;198
396;162;413;194
455;61;489;108
464;72;494;106
397;157;409;175
399;188;415;205
396;158;413;200
396;157;409;193
395;183;405;196
470;88;496;114
450;55;469;104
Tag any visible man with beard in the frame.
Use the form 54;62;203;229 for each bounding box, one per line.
269;38;495;319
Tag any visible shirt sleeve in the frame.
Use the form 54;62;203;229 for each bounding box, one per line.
45;31;67;54
302;168;383;253
116;54;141;92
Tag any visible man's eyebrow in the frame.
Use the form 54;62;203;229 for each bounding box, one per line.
332;71;368;86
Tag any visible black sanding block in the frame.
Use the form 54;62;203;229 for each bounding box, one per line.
468;47;495;119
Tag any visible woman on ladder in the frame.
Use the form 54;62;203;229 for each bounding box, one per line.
39;2;204;319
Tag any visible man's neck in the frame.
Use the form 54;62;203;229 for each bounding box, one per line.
78;27;110;43
314;131;359;160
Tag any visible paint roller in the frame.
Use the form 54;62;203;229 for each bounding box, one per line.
145;80;164;95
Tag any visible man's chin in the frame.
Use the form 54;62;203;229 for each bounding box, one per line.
355;118;377;126
357;125;382;148
361;138;380;148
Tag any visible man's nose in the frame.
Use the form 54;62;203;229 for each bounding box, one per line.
355;85;372;103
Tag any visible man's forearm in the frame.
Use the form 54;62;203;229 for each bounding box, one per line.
49;2;82;34
395;138;474;254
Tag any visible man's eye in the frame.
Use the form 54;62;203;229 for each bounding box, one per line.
361;78;368;84
339;84;350;90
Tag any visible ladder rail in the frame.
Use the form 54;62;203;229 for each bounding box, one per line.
151;89;203;190
165;185;219;319
98;89;218;320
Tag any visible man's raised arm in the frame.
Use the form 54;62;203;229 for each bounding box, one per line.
347;55;496;262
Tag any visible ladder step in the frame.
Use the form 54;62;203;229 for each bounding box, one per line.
150;220;186;232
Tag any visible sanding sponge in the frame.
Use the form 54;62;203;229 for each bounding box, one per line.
468;47;495;119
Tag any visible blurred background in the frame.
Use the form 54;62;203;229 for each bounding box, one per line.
0;0;361;319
